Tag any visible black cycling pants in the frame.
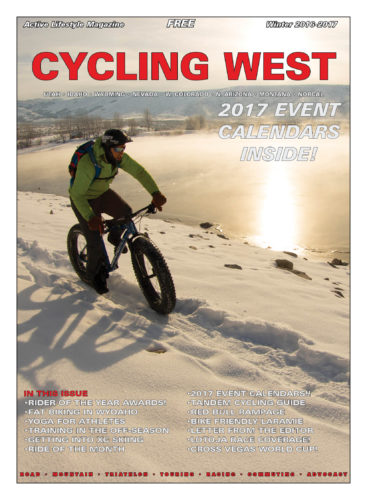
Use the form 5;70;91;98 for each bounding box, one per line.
70;189;132;280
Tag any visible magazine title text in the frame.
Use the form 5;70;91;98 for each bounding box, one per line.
32;51;337;81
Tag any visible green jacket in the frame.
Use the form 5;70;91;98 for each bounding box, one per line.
69;137;159;221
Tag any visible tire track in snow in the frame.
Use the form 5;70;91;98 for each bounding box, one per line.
17;237;349;421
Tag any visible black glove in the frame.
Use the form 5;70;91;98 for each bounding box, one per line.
152;191;167;211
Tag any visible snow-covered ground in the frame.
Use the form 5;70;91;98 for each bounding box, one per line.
17;191;349;483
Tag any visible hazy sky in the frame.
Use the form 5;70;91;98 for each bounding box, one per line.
17;17;350;99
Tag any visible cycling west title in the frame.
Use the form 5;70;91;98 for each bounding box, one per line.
31;52;336;81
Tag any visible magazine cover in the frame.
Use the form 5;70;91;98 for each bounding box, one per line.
16;16;350;483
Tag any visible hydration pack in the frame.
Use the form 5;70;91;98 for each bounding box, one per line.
68;140;101;186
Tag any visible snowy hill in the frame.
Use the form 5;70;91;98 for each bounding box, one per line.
17;85;349;122
17;191;349;482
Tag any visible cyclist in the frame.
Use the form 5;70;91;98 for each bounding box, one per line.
69;129;167;294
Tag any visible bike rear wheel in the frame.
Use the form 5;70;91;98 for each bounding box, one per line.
130;235;176;314
67;224;91;284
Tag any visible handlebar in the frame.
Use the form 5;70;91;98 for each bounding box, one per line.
131;203;157;218
104;203;157;230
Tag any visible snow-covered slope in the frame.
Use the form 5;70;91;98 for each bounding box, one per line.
17;191;350;482
17;85;349;122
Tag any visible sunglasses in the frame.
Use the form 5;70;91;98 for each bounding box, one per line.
113;145;126;153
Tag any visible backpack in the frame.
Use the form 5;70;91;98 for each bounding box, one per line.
68;140;101;186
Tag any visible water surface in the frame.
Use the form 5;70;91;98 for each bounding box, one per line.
17;132;349;259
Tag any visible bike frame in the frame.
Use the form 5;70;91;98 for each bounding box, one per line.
102;220;137;272
100;204;154;273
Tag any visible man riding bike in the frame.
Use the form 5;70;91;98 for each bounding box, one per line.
69;128;166;294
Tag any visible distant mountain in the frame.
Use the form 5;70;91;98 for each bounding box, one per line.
17;85;349;122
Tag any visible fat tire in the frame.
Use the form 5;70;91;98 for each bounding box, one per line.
130;236;176;314
67;224;91;285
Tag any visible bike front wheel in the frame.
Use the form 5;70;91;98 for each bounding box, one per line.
67;224;91;285
130;236;176;314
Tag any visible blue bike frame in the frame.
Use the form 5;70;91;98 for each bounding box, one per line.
100;204;155;273
101;220;138;273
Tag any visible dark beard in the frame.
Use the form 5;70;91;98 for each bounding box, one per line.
103;144;117;166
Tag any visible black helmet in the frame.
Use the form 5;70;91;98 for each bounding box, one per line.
101;129;132;148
